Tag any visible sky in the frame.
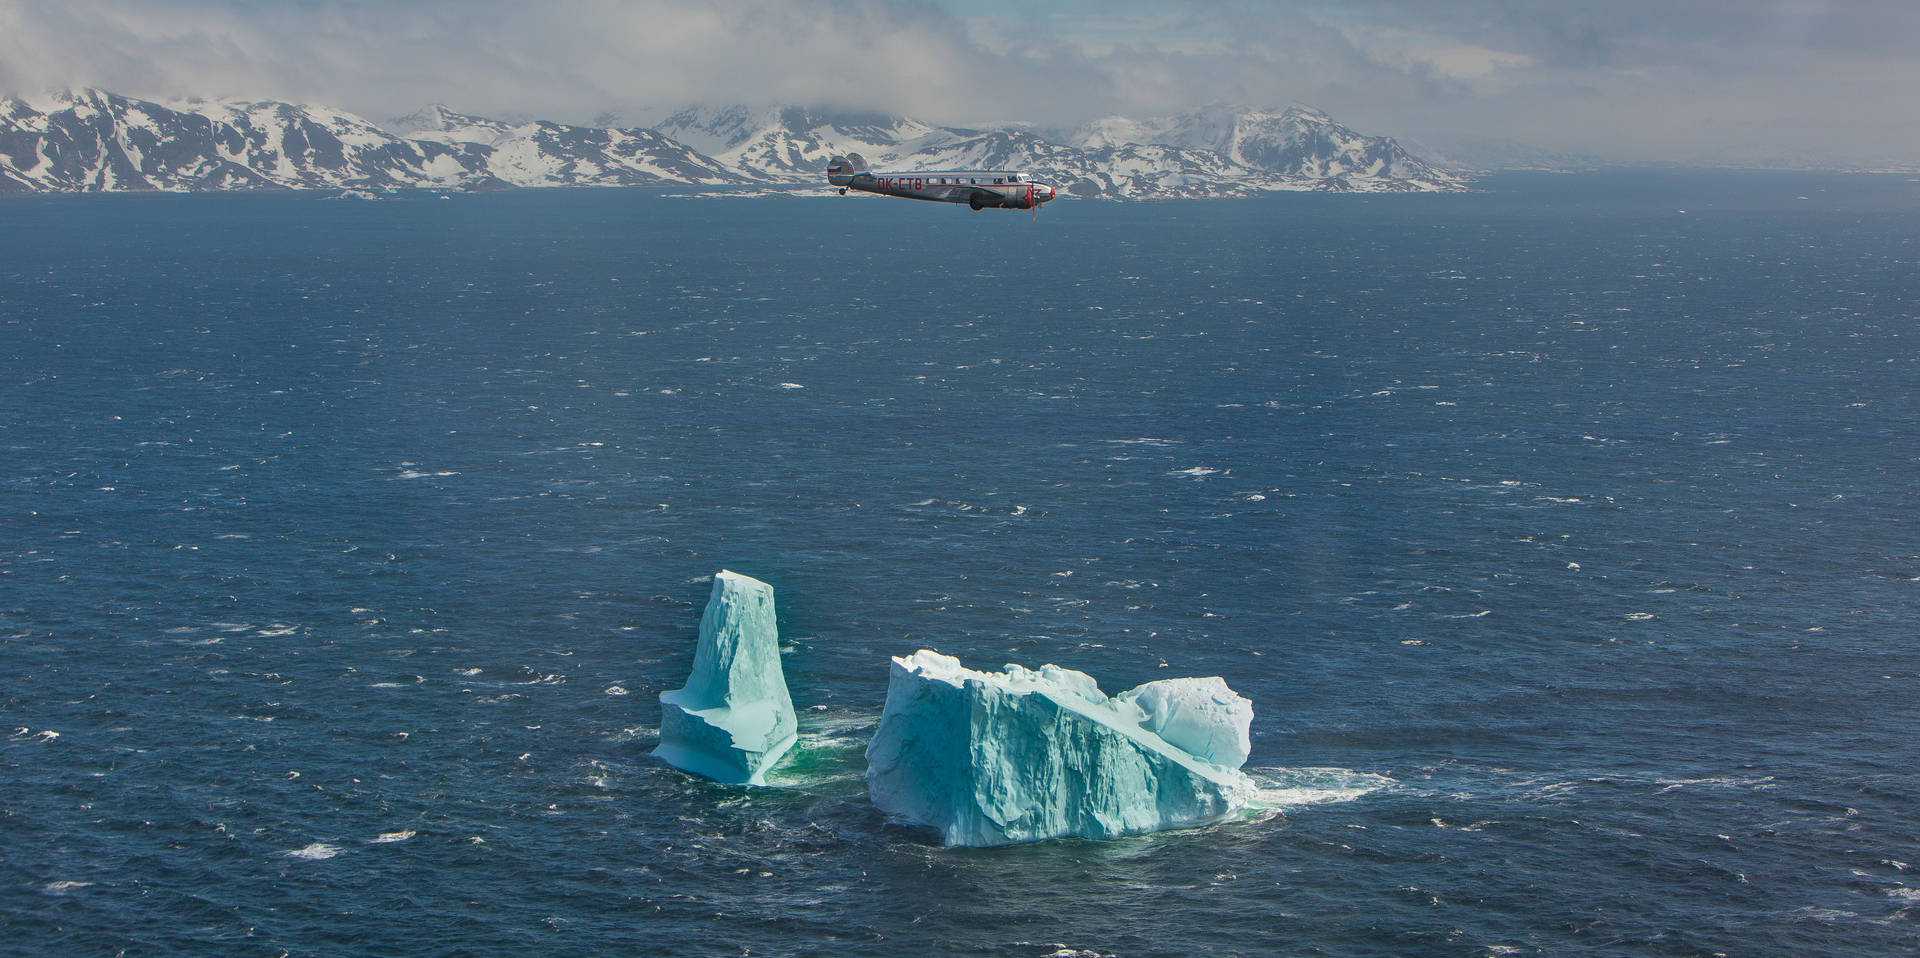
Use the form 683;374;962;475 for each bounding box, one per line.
2;0;1916;167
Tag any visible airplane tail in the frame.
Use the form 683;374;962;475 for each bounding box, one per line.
827;152;868;187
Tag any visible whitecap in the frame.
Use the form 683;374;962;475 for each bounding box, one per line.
1247;767;1394;809
1788;906;1858;923
43;881;93;894
1172;466;1220;477
285;843;342;860
1654;775;1775;792
371;830;416;844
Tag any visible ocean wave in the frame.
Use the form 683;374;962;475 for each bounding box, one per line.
285;843;343;860
1247;767;1395;809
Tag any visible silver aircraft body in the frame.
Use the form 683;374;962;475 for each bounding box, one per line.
827;153;1056;211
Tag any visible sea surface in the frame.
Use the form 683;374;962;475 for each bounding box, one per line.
3;173;1917;956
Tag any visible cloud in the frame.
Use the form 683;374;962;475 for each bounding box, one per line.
1;0;1915;166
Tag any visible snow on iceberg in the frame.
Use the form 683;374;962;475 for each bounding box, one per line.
865;650;1258;846
652;571;797;785
1115;675;1252;768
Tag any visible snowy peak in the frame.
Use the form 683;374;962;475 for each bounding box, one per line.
2;89;286;191
1073;103;1309;152
0;90;745;193
388;103;517;145
0;88;1466;196
1060;104;1457;191
1;95;50;132
656;104;946;182
658;104;935;155
655;104;775;154
651;101;1465;195
477;118;739;187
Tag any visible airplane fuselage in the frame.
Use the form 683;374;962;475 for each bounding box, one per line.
828;154;1056;210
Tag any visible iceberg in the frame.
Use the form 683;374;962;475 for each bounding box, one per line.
864;650;1258;846
1115;675;1252;768
652;571;797;785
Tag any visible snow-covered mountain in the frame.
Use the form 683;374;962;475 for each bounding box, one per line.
649;103;1464;195
1068;105;1462;192
654;105;948;183
389;103;738;187
0;89;499;192
0;90;741;193
0;88;1467;197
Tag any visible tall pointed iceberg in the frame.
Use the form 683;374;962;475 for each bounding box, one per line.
865;650;1258;846
652;571;797;785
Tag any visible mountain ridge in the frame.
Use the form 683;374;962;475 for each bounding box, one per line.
0;88;1468;197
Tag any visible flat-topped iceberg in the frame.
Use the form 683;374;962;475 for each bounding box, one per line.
864;650;1257;846
652;571;797;785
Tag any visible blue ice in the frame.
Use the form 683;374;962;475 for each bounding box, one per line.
864;650;1257;846
652;571;797;785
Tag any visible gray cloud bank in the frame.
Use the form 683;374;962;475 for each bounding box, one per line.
2;0;1915;167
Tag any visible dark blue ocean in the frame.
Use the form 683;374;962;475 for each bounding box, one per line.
4;173;1918;957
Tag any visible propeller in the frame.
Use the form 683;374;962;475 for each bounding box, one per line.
1028;183;1055;220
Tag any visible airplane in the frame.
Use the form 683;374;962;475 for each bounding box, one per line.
827;153;1057;212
